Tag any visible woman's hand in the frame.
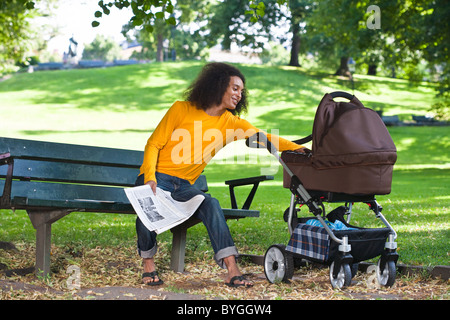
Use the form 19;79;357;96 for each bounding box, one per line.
146;180;157;195
294;147;312;155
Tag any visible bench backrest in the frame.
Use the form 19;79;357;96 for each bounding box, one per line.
0;137;144;212
0;137;210;213
0;137;142;184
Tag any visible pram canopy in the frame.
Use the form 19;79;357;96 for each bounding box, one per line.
282;93;397;195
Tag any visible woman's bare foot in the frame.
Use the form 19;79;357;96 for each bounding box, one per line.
142;257;163;285
223;256;253;287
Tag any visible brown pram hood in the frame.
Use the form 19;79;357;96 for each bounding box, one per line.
310;93;397;169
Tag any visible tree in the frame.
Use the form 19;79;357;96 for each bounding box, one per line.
82;35;122;61
391;0;449;96
122;18;169;62
91;0;313;67
92;0;176;31
304;0;449;86
0;0;37;74
207;0;312;67
287;0;312;67
304;0;367;76
207;0;271;50
92;0;276;31
120;0;210;62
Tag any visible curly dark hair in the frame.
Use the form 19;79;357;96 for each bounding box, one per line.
184;62;249;116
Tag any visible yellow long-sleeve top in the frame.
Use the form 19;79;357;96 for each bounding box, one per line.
140;101;302;184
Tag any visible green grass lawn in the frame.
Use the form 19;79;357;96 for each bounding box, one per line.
0;61;448;266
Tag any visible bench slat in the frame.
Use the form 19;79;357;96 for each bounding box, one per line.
3;180;129;209
15;197;134;213
1;180;259;218
0;158;139;186
222;208;259;218
0;137;143;167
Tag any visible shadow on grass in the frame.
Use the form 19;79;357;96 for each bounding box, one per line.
0;62;345;114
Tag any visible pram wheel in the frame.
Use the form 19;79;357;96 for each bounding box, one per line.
264;244;294;283
376;259;396;287
329;261;352;289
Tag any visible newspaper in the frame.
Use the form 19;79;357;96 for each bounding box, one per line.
124;185;205;234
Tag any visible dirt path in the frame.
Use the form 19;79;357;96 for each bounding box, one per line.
1;242;448;300
1;267;448;300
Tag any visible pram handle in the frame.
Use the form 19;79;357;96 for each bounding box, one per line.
330;91;354;100
293;134;312;145
246;132;324;216
289;92;353;146
245;132;277;155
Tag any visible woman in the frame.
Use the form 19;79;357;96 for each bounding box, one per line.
136;62;305;287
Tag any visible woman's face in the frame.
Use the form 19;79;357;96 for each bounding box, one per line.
220;76;244;111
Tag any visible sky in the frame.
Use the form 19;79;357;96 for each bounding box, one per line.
41;0;133;57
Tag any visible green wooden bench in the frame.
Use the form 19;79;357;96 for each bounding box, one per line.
0;137;272;276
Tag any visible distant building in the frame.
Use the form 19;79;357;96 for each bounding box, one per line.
120;40;143;60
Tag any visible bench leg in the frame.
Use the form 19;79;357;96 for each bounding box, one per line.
27;209;71;278
170;225;187;273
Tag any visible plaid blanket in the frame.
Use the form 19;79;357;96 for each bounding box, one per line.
286;223;330;261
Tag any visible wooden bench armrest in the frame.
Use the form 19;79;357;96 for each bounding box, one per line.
224;175;274;210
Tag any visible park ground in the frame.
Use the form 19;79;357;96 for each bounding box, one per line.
0;61;448;300
0;241;448;300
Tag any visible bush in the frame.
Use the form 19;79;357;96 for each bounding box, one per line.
429;100;449;121
260;42;290;66
82;35;122;62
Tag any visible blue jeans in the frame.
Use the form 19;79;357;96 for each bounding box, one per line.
135;172;238;268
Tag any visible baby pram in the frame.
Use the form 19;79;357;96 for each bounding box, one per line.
246;91;399;289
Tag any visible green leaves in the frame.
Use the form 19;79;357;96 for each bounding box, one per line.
244;0;289;23
92;0;115;27
25;1;35;10
246;1;266;23
91;0;282;31
92;0;176;29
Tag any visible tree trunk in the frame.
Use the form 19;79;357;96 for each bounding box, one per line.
289;22;301;67
156;33;164;62
334;56;349;76
368;64;377;75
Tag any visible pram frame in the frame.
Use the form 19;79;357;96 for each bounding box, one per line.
247;91;398;288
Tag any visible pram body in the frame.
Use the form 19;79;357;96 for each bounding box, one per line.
282;92;397;195
247;92;398;289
